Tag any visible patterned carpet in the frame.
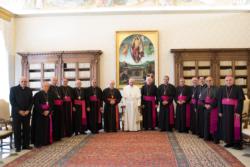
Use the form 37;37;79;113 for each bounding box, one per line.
4;131;245;167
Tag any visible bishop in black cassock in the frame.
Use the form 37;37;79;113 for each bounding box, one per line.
157;76;176;132
103;80;122;132
190;77;199;134
141;77;158;130
86;79;103;134
196;77;207;138
200;77;219;143
73;80;87;135
61;78;74;137
175;78;192;133
49;77;64;141
218;75;245;149
32;82;54;148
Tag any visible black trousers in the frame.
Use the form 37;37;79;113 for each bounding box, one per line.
13;116;30;149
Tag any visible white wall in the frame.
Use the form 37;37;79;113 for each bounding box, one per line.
14;12;250;88
0;19;15;87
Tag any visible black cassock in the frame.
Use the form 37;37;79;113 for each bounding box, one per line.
200;86;219;141
175;85;192;133
73;87;87;134
197;84;207;138
218;85;245;145
141;84;158;130
190;85;199;134
60;86;74;137
86;86;103;134
103;88;122;132
49;85;64;141
32;91;54;147
157;84;176;131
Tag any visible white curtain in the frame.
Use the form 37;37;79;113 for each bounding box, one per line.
0;29;10;102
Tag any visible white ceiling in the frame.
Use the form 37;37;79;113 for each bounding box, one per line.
1;0;250;15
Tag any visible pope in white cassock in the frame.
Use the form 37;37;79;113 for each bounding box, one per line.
122;78;142;131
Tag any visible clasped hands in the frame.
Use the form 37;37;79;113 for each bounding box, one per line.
110;99;116;105
162;100;168;105
204;104;211;110
18;110;30;117
218;113;240;117
177;100;185;105
86;107;103;113
43;110;50;116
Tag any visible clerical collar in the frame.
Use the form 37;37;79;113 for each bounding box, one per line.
19;85;26;90
201;84;206;88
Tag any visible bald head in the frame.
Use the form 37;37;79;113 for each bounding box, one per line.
109;80;115;89
42;82;50;93
19;76;28;88
75;80;82;88
91;79;97;87
50;77;58;86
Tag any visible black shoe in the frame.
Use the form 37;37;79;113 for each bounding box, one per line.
233;143;243;150
213;140;219;144
15;148;21;152
224;143;234;148
23;146;33;150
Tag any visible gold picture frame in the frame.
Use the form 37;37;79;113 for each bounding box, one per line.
116;30;159;89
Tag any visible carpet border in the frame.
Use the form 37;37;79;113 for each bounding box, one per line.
167;132;190;167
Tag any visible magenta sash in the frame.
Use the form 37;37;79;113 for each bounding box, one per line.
54;99;63;106
64;96;72;102
205;97;218;134
161;96;174;125
40;103;53;144
49;114;53;144
178;95;190;128
191;98;197;104
143;96;157;128
41;104;49;110
115;105;119;129
89;95;101;124
74;100;87;126
222;98;240;140
198;100;203;106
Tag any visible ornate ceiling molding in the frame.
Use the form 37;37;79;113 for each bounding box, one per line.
0;7;14;21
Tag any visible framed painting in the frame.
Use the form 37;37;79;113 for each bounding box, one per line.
116;30;159;89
